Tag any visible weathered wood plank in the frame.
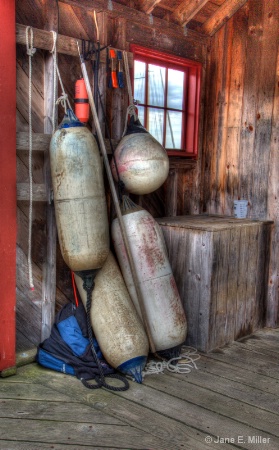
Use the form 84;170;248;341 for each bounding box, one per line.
0;417;166;449
172;0;211;27
200;0;249;36
165;169;178;216
40;0;58;343
16;23;133;65
0;398;122;424
207;344;279;380
58;0;208;44
16;61;44;133
16;132;51;152
16;131;116;154
142;372;279;438
252;0;279;220
14;364;235;450
16;288;42;350
17;183;47;202
239;0;264;209
264;0;279;328
168;358;279;415
225;4;248;211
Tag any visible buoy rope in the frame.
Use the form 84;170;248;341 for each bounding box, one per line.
122;51;138;137
78;270;129;391
26;26;36;291
50;31;72;121
142;346;200;377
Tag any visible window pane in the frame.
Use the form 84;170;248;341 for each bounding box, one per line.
148;64;166;107
137;105;145;126
167;69;184;110
166;111;183;149
134;61;146;104
147;107;164;145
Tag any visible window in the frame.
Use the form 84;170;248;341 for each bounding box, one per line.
130;45;202;158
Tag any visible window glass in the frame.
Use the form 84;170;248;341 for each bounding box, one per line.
167;69;184;110
148;64;166;107
166;111;183;149
137;105;145;125
134;60;146;104
147;107;164;144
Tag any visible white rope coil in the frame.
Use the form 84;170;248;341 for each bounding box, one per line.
142;346;200;378
26;26;36;291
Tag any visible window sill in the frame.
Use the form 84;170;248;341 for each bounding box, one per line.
169;157;197;170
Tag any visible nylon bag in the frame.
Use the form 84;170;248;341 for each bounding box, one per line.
36;302;114;381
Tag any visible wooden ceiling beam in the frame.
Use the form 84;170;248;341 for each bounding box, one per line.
172;0;210;27
58;0;208;43
200;0;249;36
140;0;162;15
16;23;133;65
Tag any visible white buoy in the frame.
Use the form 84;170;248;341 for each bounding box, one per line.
74;252;149;383
50;110;109;271
110;118;169;195
112;197;187;352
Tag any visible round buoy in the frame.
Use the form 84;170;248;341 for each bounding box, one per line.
111;117;169;195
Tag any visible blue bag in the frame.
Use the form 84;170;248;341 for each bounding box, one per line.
36;302;114;380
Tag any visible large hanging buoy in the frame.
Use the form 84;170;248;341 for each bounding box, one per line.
112;197;187;352
74;78;89;123
50;109;110;271
110;117;169;195
74;252;149;383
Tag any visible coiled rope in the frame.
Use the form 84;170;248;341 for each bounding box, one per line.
26;26;36;291
142;346;200;377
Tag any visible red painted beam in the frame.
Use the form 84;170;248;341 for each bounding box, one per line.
0;0;16;373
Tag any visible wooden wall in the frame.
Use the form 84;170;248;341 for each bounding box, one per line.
198;0;279;326
15;0;279;353
15;0;207;352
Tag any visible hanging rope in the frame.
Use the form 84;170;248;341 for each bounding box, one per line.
122;51;138;137
50;31;72;119
49;31;58;132
26;26;36;291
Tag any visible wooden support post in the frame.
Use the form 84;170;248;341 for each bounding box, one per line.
41;0;58;341
0;0;17;375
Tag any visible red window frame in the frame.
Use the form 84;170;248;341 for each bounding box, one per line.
130;44;202;158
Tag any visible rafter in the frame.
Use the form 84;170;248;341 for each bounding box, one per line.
172;0;210;27
58;0;208;43
140;0;162;15
200;0;249;36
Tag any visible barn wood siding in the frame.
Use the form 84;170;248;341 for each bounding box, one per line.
199;0;279;326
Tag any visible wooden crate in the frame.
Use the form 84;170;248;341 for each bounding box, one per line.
157;215;273;352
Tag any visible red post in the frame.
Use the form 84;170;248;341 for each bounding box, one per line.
0;0;17;373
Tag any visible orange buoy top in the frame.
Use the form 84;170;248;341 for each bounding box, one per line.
74;78;89;123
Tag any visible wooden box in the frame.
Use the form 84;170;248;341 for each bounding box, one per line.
156;215;273;352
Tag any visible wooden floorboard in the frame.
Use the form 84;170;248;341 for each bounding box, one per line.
0;328;279;449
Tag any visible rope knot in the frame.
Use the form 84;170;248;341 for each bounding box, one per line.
26;47;36;57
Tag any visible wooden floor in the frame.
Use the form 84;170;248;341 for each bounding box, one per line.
1;328;279;450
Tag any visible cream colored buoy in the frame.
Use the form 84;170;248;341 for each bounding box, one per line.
110;118;169;195
74;252;149;383
50;110;109;271
112;197;187;352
